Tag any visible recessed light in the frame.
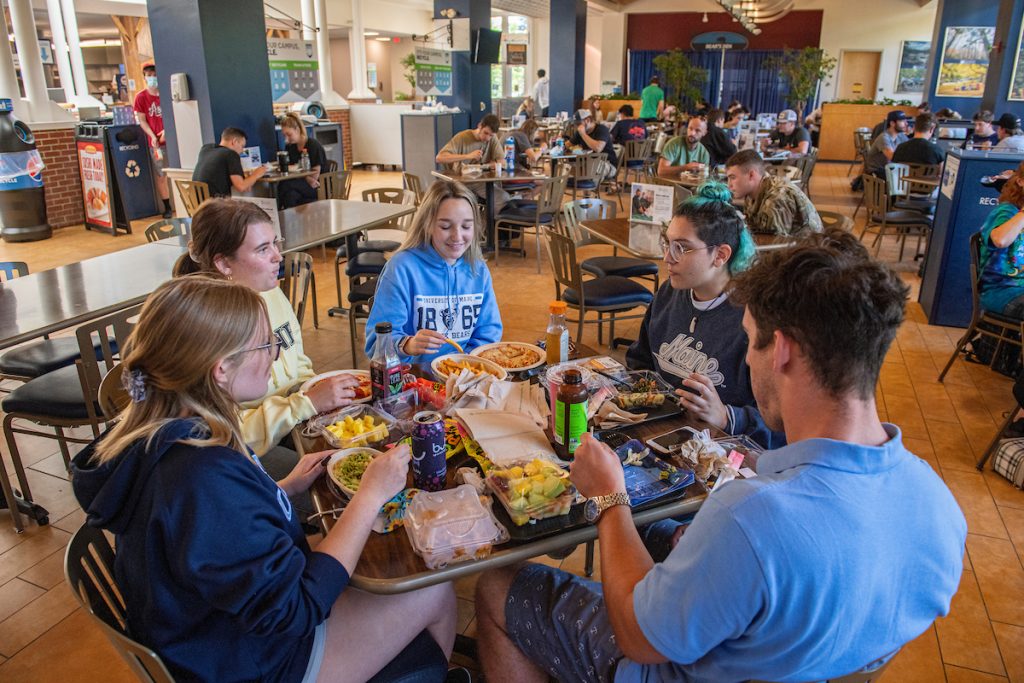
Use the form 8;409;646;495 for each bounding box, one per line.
375;37;391;41
364;31;379;36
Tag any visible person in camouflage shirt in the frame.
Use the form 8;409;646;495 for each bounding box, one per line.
725;149;823;237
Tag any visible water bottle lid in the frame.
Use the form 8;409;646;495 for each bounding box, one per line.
549;300;567;314
375;322;392;334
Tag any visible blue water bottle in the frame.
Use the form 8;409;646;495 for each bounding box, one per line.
504;136;516;172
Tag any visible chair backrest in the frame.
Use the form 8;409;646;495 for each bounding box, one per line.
174;180;210;217
561;198;618;246
362;187;417;230
144;217;191;243
884;163;910;198
75;305;141;424
0;261;28;282
862;174;888;216
317;170;351;201
402;172;424;205
98;362;129;420
969;231;983;314
622;138;655;166
905;163;942;196
543;226;582;300
571;153;609;182
536;174;571;216
817;210;853;232
322;158;339;173
853;130;872;157
765;165;801;182
280;252;315;327
65;523;177;682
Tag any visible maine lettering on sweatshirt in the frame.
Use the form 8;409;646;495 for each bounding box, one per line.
365;244;502;365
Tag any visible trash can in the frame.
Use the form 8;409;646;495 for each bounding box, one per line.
0;98;51;242
75;120;158;235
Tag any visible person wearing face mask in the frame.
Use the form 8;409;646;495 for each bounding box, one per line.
134;61;172;218
365;180;502;366
192;127;268;197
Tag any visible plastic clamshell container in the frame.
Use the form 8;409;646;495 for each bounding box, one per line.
485;459;576;526
314;404;397;449
611;370;676;409
404;484;507;569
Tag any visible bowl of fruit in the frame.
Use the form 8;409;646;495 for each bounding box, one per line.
315;405;394;449
485;458;575;526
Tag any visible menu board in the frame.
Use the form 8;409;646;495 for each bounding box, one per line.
414;47;453;97
268;39;320;103
77;141;112;229
630;183;674;225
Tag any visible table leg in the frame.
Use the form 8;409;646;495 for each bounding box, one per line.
483;183;496;252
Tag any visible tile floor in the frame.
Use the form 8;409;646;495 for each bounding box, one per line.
0;163;1018;681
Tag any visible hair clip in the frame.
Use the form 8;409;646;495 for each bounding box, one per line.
122;367;147;403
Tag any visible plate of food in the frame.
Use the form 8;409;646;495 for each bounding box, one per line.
431;354;508;381
300;370;372;403
326;447;384;497
470;342;545;371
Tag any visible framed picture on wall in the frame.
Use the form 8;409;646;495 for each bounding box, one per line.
895;40;930;93
935;26;994;98
1009;22;1024;101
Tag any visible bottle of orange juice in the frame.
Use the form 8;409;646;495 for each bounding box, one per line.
546;301;569;366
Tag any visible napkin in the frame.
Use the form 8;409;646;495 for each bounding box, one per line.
445;369;513;412
500;381;549;429
453;408;563;467
595;400;648;430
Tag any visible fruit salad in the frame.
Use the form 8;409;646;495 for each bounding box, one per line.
485;458;575;526
325;414;389;447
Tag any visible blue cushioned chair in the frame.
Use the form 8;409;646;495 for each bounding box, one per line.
562;198;660;293
565;152;607;201
543;226;652;346
494;175;569;272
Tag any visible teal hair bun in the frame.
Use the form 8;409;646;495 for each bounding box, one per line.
691;180;733;205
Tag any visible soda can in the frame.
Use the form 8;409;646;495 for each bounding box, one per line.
411;410;446;492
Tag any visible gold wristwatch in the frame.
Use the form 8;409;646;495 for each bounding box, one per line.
584;492;631;523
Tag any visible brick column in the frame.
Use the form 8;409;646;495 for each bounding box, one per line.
325;106;353;170
33;123;85;229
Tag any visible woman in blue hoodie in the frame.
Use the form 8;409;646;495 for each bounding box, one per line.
71;276;456;682
365;179;502;364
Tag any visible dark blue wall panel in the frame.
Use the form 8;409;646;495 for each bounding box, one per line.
549;0;586;115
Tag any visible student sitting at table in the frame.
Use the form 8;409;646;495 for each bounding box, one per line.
979;162;1024;318
725;149;823;237
365;180;502;365
474;229;966;683
173;199;359;474
626;181;782;450
278;112;325;209
192;126;267;198
71;276;457;683
569;109;618;182
515;96;536;120
510;118;547;167
436;114;509;214
609;104;647;146
657;116;709;177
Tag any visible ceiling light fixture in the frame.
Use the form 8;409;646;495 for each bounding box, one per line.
714;0;793;29
364;31;380;36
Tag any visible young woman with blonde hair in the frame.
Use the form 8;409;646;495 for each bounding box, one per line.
71;276;456;682
364;179;502;364
278;111;326;208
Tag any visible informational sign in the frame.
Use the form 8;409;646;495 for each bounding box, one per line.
1010;22;1024;101
77;141;112;229
941;155;959;200
367;62;378;88
690;31;749;51
267;39;320;103
630;183;674;225
234;196;281;237
507;43;527;65
895;40;930;94
240;146;262;172
936;27;994;98
414;46;453;97
11;43;53;68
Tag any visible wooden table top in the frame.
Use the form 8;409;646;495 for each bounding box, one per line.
579;217;794;258
0;242;186;351
258;168;317;183
296;345;719;594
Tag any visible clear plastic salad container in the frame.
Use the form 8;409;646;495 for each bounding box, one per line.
404;484;508;569
485;458;576;526
610;370;676;410
302;404;397;449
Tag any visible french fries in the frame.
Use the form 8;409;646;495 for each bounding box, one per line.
436;357;502;379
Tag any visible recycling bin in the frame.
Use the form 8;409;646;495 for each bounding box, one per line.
76;121;158;235
0;98;51;242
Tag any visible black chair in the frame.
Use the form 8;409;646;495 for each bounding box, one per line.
562;198;660;292
323;158;339;173
565;153;608;201
859;174;931;261
493;175;568;271
938;232;1022;381
144;217;191;243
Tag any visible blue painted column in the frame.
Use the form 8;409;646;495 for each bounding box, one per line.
146;0;276;167
435;0;491;126
548;0;586;116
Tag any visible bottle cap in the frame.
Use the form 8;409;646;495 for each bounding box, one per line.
549;300;567;314
375;322;392;334
563;369;582;384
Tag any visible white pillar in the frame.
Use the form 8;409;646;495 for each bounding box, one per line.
346;0;375;99
301;0;316;42
59;0;102;108
0;24;30;120
45;0;76;102
9;0;69;120
313;0;346;105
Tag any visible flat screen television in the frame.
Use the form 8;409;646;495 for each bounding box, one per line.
473;29;502;64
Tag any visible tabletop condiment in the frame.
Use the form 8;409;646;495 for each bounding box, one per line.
554;368;589;459
545;300;569;367
370;322;403;402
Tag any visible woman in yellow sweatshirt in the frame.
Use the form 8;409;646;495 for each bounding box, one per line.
174;199;360;460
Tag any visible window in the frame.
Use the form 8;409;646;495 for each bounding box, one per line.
490;17;503;32
491;65;504;99
509;66;526;96
489;14;530;98
507;15;528;34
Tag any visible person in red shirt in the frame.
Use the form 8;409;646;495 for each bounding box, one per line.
134;61;172;218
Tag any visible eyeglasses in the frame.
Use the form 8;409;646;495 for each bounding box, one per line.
659;233;717;262
233;339;282;362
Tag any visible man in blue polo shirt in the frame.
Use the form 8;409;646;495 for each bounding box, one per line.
475;230;966;683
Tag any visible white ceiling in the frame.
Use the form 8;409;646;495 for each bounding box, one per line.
492;0;550;18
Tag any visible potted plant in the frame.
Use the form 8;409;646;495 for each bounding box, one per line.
400;52;417;100
768;47;838;115
652;49;708;112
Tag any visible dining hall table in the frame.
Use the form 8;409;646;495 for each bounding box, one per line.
293;343;725;596
578;217;796;259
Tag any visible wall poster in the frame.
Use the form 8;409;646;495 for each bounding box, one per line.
1010;22;1024;101
895;40;930;93
267;39;320;103
935;27;994;98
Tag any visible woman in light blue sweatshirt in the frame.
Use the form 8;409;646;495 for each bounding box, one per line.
365;180;503;365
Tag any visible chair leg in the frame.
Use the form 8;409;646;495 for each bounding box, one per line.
493;222;500;266
574;306;585;346
334;257;345;310
535;226;542;274
349;304;360;369
596;310;603;346
0;417;24;532
609;315;616;346
978;407;1020;471
310;271;320;329
937;323;974;382
55;426;73;472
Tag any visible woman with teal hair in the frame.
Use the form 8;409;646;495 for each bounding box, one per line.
626;181;780;449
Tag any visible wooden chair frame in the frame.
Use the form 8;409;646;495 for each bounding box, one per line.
859;174;930;260
173;180;210;217
144;217;190;243
281;252;318;328
493;175;569;272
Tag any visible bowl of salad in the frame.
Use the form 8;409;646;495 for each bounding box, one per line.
326;447;384;497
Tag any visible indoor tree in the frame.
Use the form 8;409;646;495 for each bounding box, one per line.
768;47;838;115
652;49;708;112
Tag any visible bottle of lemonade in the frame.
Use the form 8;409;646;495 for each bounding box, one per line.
546;301;569;366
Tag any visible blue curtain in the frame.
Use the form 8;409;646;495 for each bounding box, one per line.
628;49;801;117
